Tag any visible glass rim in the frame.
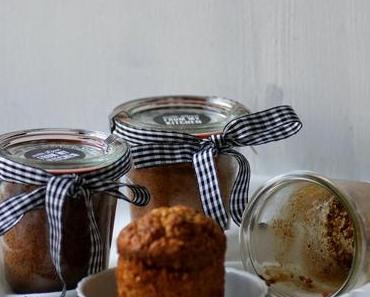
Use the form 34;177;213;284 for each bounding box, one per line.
110;95;250;136
0;128;128;173
239;170;364;297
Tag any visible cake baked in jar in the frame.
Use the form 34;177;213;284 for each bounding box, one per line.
0;129;134;294
110;95;251;223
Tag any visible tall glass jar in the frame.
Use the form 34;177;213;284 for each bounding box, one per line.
110;95;250;222
0;129;127;294
240;171;370;297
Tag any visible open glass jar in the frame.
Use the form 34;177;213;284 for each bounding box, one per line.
0;128;127;294
110;95;250;222
240;171;370;297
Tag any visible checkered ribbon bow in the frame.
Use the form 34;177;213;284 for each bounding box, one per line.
0;149;149;296
112;105;302;229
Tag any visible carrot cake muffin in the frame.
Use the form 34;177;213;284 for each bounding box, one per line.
116;205;226;297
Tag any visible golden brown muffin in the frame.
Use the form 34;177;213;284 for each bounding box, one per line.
116;205;226;297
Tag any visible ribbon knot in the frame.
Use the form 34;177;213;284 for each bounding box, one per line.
112;105;302;229
0;151;150;297
208;134;231;150
52;174;87;199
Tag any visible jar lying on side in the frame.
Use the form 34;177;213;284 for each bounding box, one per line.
240;171;370;297
110;95;250;222
0;129;127;294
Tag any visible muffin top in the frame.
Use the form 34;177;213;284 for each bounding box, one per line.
117;206;226;271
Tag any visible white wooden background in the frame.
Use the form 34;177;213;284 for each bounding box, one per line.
1;0;370;181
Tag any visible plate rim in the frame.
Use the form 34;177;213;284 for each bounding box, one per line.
77;267;268;297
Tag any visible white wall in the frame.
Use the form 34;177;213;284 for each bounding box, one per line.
1;0;370;181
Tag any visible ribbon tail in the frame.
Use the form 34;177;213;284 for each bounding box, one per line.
222;149;250;226
193;148;228;229
83;181;149;271
83;190;104;274
0;188;45;235
46;177;74;297
95;182;150;207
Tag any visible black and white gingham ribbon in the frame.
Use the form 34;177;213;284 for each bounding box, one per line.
0;149;149;296
112;105;302;229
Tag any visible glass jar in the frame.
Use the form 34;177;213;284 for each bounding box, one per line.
110;95;250;221
0;128;127;294
240;171;370;297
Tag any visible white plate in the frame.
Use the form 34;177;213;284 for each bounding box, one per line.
76;267;268;297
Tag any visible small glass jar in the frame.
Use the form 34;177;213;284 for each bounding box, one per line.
240;171;370;297
0;129;127;294
110;95;250;221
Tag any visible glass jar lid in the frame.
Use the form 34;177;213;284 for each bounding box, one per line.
110;95;250;136
0;128;128;173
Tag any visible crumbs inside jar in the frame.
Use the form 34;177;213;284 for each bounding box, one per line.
261;184;354;296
